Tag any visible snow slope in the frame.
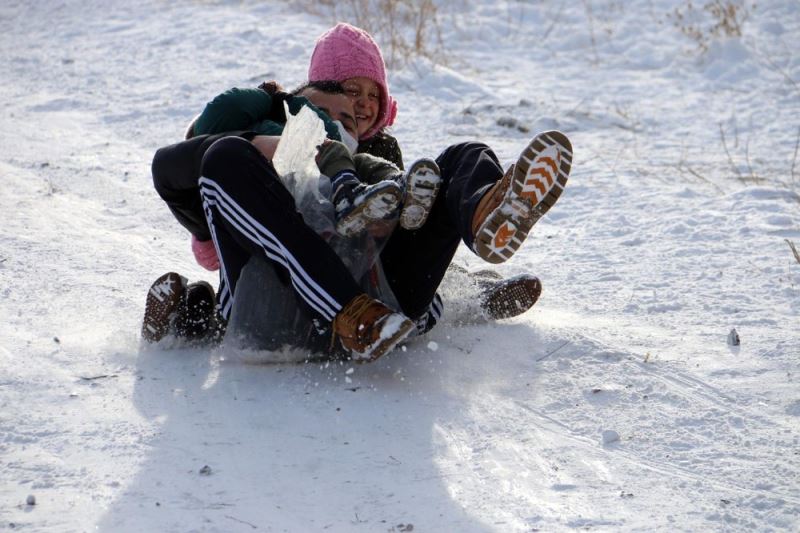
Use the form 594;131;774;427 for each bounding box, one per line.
1;0;799;531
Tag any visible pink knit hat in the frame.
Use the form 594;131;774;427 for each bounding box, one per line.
308;23;398;140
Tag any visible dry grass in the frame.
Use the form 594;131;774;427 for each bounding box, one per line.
301;0;447;68
668;1;755;53
787;239;800;265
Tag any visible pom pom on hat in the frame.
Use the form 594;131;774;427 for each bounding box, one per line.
309;23;396;139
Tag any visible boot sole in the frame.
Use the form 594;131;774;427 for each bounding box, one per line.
481;274;542;320
141;272;187;343
336;183;404;237
400;158;441;230
474;131;572;264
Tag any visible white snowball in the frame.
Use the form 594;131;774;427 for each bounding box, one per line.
602;430;620;445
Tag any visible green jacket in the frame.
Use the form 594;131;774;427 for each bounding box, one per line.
193;85;405;170
193;87;342;141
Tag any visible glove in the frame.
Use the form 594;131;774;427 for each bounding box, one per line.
191;235;219;271
317;140;356;178
353;153;400;185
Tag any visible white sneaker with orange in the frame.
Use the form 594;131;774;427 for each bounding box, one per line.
472;131;572;264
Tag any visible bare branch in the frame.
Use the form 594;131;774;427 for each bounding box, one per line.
786;239;800;265
676;162;726;194
537;340;570;362
744;136;759;183
581;0;600;65
791;126;800;192
541;4;564;43
719;122;743;180
757;49;800;96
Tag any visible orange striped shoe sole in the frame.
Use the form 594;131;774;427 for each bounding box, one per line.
473;131;572;264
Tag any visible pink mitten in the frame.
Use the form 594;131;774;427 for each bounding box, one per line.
191;235;219;271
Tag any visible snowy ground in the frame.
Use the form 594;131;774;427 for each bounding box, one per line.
1;0;799;531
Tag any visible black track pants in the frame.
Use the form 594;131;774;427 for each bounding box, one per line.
198;136;362;322
381;142;504;319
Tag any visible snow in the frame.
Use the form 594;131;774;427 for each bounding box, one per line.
1;0;799;531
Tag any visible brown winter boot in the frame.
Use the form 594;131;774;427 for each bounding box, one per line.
472;130;572;264
332;294;415;362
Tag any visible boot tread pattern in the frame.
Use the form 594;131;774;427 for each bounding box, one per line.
141;272;187;343
474;131;572;264
481;275;542;320
336;183;404;237
400;158;441;230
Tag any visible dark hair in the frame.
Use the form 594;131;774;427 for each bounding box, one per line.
257;80;285;95
291;80;345;96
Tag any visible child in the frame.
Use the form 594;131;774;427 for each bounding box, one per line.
190;80;441;238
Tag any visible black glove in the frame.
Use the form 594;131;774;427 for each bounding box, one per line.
353;153;401;185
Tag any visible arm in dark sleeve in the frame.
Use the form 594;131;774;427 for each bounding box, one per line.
193;88;274;136
151;132;254;240
353;153;400;185
245;95;344;140
192;88;341;140
358;132;404;170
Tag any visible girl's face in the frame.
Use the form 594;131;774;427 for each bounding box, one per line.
343;77;380;138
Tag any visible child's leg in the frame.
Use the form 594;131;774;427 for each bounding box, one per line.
201;137;415;361
353;153;442;231
198;136;363;323
379;142;503;319
471;131;572;263
330;171;403;237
